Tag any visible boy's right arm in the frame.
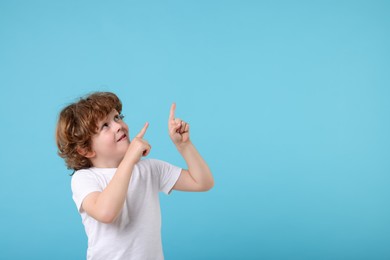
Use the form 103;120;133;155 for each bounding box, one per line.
81;123;151;224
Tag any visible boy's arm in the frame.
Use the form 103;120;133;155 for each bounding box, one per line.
168;103;214;192
82;123;151;223
173;141;214;191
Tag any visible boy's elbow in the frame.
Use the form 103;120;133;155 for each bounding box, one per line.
201;179;214;192
208;180;215;191
100;215;115;224
96;210;117;224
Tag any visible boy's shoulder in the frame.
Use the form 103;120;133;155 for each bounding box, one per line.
140;158;164;165
71;168;100;183
137;158;163;170
139;158;175;168
71;158;174;179
71;159;161;174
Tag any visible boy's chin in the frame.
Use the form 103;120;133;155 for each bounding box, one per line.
121;144;130;154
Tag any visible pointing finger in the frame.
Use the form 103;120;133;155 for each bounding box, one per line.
169;103;176;121
136;122;149;138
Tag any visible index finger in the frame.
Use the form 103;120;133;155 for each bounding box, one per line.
136;122;149;138
169;103;176;121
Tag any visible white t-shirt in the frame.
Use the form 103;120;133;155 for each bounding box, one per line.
71;158;182;260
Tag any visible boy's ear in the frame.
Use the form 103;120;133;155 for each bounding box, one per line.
77;147;96;159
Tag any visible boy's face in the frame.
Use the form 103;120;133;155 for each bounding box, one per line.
89;109;130;168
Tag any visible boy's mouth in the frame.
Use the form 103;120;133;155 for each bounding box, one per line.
117;134;127;142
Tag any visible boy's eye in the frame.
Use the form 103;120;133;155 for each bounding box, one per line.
114;114;125;122
101;123;109;129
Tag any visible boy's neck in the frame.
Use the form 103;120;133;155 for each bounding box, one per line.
90;158;121;169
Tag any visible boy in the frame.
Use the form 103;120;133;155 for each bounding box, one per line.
56;92;214;260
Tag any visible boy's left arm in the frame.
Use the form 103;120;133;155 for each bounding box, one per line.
168;103;214;192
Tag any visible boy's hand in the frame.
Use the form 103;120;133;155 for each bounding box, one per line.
126;122;151;164
169;103;190;147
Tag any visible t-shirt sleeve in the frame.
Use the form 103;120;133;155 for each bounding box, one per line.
149;159;182;195
71;170;103;212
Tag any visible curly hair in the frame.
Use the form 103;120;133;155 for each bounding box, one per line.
56;92;122;170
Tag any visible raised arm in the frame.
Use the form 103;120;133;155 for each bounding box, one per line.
82;123;151;223
168;103;214;192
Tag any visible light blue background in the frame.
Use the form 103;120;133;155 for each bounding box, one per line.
1;1;389;259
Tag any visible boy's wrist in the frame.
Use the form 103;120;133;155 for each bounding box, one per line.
175;141;193;153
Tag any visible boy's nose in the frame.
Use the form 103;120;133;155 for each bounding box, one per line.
113;121;122;132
